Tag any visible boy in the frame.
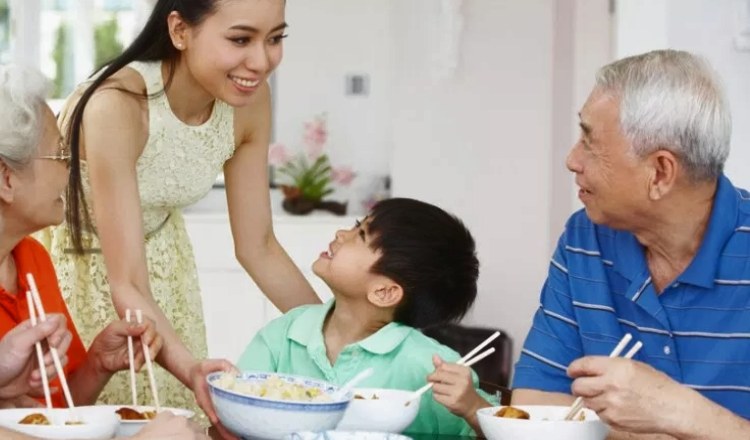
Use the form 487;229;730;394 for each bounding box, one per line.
237;198;495;435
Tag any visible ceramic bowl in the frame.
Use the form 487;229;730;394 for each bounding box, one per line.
336;388;419;433
476;405;609;440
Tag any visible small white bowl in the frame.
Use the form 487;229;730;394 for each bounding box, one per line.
336;388;419;433
208;371;352;440
92;405;195;437
477;405;609;440
0;407;118;439
286;431;412;440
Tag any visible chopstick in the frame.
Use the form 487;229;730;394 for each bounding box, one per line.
125;309;138;407
25;291;52;413
26;273;79;422
135;309;160;412
564;334;643;421
406;330;502;405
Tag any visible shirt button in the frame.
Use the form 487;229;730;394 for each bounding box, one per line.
663;345;671;355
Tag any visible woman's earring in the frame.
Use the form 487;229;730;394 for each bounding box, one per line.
175;43;183;50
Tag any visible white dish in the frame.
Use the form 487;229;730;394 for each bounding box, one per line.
337;388;419;433
286;431;412;440
476;405;609;440
93;405;195;437
0;407;118;439
207;371;352;440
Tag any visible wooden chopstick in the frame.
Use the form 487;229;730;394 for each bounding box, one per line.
564;334;643;421
406;342;499;405
25;291;52;413
125;309;138;407
26;273;79;422
135;309;160;412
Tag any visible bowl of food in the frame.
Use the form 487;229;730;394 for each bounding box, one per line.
0;407;118;439
207;371;352;440
336;388;419;433
476;405;609;440
91;405;195;437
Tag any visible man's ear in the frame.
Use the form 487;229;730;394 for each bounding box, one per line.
646;149;679;201
367;282;403;309
0;160;16;204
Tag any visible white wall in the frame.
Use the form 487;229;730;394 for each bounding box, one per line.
390;0;555;360
275;0;394;209
616;0;750;190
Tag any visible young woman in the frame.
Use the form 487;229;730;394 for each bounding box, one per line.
38;0;320;415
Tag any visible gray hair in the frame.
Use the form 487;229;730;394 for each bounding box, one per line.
0;64;51;170
595;49;731;182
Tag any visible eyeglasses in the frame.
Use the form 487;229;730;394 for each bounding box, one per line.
36;139;71;167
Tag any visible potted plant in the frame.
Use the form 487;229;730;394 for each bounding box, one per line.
269;114;355;215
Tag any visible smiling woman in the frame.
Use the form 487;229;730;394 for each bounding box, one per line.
32;0;319;430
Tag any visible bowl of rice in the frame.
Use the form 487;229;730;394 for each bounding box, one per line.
207;371;352;439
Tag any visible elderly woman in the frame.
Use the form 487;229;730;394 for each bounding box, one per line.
427;50;750;439
0;312;208;439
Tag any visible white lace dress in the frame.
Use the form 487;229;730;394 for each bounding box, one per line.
37;60;236;414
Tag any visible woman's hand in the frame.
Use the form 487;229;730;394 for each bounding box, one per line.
188;359;239;440
0;314;70;399
129;411;209;440
88;315;162;375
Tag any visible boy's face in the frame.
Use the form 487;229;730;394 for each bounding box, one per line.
312;217;383;298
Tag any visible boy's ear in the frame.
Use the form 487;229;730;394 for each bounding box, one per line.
367;282;403;309
0;160;16;203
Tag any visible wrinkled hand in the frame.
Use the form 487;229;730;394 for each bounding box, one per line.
131;411;209;440
189;359;238;440
427;355;490;419
0;314;70;399
88;316;162;374
568;356;690;435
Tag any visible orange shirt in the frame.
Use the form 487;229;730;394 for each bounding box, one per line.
0;237;87;408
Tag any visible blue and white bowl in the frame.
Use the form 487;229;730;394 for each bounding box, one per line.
207;371;352;440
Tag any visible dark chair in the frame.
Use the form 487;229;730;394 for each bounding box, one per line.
423;323;513;402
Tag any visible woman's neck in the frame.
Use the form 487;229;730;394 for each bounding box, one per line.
161;60;216;126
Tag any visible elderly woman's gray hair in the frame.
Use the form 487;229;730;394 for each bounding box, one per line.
0;64;51;170
595;49;731;182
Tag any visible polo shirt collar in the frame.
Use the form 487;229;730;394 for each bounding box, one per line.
287;300;413;355
612;174;738;289
677;174;739;288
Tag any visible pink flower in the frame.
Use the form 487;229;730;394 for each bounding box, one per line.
331;166;356;186
268;143;291;166
303;117;328;160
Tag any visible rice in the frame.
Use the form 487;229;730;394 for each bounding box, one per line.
216;373;332;403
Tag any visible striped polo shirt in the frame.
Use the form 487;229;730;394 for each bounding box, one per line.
513;174;750;419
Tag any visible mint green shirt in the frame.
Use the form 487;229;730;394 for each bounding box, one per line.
237;302;496;436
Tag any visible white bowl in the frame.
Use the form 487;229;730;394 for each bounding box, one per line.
207;371;352;440
477;405;609;440
91;405;195;437
0;407;118;439
336;388;419;433
286;431;412;440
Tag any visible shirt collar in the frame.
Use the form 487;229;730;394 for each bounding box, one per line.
609;174;739;289
677;174;740;288
287;299;413;355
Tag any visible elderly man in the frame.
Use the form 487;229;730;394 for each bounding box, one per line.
508;50;750;438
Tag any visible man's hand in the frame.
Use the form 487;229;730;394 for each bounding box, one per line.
88;316;162;375
188;359;238;440
568;356;692;435
0;314;70;399
130;411;209;440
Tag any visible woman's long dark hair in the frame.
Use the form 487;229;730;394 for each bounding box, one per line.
65;0;218;253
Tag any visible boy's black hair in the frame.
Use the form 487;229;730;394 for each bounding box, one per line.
366;198;479;328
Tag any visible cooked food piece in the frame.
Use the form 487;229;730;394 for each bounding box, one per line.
116;407;156;420
494;406;530;419
575;411;586;421
215;373;332;403
65;420;85;425
19;413;51;425
354;394;365;400
353;393;379;400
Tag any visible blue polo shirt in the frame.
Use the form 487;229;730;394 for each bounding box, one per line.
513;174;750;419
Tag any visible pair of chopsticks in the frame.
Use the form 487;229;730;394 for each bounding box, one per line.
125;308;161;412
563;333;643;420
25;273;78;423
406;330;501;405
